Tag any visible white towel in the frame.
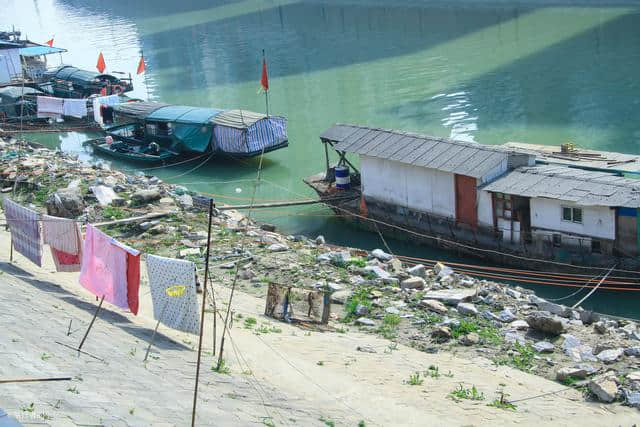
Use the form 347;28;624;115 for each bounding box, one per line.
62;98;87;118
92;95;120;124
146;254;200;335
37;96;63;119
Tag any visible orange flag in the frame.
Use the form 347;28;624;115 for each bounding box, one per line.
136;55;146;74
96;52;106;73
260;57;268;92
46;38;54;47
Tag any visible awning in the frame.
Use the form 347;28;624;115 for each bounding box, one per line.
19;46;67;57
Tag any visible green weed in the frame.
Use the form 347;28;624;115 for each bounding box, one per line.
40;353;51;361
244;317;257;329
344;287;372;321
449;384;485;402
487;392;517;411
103;206;125;219
66;386;79;394
511;342;536;372
450;319;479;339
406;371;424;386
21;403;34;412
319;417;335;427
212;359;231;375
478;325;503;345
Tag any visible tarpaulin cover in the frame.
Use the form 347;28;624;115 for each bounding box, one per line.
213;115;287;153
173;124;213;153
19;46;66;57
146;105;221;124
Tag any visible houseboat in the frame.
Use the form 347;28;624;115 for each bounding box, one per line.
85;101;288;161
305;124;640;274
40;65;133;98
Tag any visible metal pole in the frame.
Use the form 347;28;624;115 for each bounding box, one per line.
143;298;170;362
191;198;214;427
263;49;269;117
78;295;105;351
141;51;151;102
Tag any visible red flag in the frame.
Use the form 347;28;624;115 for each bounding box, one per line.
96;52;106;73
136;55;146;75
260;57;268;92
46;38;54;47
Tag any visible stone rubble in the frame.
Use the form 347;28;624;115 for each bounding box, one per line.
1;136;640;410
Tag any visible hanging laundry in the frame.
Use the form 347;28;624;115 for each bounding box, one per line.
79;225;140;313
92;95;120;124
42;215;83;272
146;254;200;335
3;198;42;267
62;98;87;118
36;96;63;119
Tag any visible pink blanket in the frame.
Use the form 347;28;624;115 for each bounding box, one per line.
79;224;128;309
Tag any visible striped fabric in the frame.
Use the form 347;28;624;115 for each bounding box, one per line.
3;198;42;266
213;116;287;154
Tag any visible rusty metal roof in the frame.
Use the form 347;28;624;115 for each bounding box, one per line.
320;124;512;179
482;165;640;208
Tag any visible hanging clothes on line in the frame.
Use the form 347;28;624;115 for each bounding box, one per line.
3;198;42;267
92;95;120;124
79;224;140;314
62;98;87;118
36;96;64;119
146;254;200;334
42;215;83;272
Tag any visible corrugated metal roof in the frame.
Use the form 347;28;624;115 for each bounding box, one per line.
321;124;512;178
483;165;640;208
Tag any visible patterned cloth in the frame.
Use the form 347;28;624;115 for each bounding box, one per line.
79;225;140;313
42;215;83;272
3;198;42;266
146;254;200;334
37;96;64;119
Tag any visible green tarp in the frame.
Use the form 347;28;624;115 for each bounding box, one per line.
173;124;213;153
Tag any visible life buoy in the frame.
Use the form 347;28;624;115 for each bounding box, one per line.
100;87;107;96
112;84;124;94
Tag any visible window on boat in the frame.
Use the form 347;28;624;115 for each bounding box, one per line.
562;206;582;224
591;239;601;254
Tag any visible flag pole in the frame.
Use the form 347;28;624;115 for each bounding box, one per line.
141;50;151;102
262;49;269;117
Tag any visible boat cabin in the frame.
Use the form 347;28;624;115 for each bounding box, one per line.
107;101;288;157
0;42;67;85
40;65;133;98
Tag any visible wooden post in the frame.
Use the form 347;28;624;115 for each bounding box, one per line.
324;141;330;178
9;235;13;263
191;198;214;427
77;295;104;352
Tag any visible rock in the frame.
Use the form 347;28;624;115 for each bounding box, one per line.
331;290;352;305
627;371;640;382
131;188;162;205
179;248;201;257
594;342;615;355
148;224;167;235
597;348;624;363
423;289;476;306
139;220;159;231
434;262;454;280
45;187;84;218
315;235;325;245
239;268;255;280
504;331;526;345
431;326;452;341
498;309;517;323
589;376;618;403
260;223;276;232
420;299;449;315
526;311;566;335
363;266;390;280
385;307;400;315
382;277;399;286
580;310;600;325
510;319;529;330
556;366;592;381
625;390;640;407
407;264;426;278
594;321;609;334
389;258;403;274
456;302;478;316
111;197;125;207
91;185;118;206
534;341;555;353
371;249;392;262
483;310;501;322
329;251;352;265
505;288;521;299
624;347;640;357
459;332;479;346
618;323;637;338
632;331;640;341
355;304;369;316
400;276;425;290
355;317;376;327
267;243;288;252
356;345;377;353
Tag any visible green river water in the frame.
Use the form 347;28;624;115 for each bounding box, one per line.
3;0;640;317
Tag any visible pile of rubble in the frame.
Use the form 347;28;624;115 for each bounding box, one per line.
1;136;639;409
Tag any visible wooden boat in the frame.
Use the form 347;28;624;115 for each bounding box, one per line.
84;138;178;163
103;101;288;158
40;66;133;98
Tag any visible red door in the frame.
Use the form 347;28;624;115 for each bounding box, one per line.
455;174;477;229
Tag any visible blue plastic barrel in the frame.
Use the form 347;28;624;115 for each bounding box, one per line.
335;165;351;190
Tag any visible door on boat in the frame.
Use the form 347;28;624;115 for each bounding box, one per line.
454;174;478;230
615;208;638;257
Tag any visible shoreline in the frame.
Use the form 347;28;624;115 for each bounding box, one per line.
1;134;640;423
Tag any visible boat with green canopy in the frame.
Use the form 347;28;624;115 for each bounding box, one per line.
102;101;288;158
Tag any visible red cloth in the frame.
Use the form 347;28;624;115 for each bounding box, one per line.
126;252;140;315
260;57;268;91
46;38;54;47
51;248;81;271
